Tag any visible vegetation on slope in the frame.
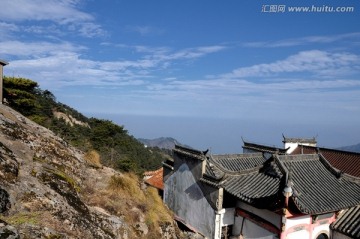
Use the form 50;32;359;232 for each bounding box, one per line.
3;76;169;173
0;105;181;238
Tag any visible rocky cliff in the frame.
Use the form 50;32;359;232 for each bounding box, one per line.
0;104;190;239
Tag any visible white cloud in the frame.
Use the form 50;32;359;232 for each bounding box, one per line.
146;77;360;97
219;50;360;79
104;43;226;61
164;45;226;60
0;0;104;37
0;22;19;39
0;0;92;22
243;32;360;48
0;41;85;57
125;25;164;36
2;39;227;89
6;51;151;88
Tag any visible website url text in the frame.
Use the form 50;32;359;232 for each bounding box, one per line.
261;5;355;13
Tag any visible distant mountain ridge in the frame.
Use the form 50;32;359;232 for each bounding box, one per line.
139;138;360;154
338;143;360;153
138;137;191;150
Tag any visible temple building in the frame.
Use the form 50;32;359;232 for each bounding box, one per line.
163;144;360;239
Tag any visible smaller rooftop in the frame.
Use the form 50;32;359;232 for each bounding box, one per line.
243;141;287;154
144;168;164;190
330;205;360;239
173;144;208;161
282;135;317;144
291;145;360;178
0;59;9;66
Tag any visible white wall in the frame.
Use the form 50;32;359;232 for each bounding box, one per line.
164;163;216;239
236;201;281;228
312;225;330;239
284;215;311;239
232;202;280;239
233;216;277;239
285;215;310;230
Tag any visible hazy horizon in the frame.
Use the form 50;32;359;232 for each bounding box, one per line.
88;112;360;154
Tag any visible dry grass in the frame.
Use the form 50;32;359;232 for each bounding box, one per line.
145;187;173;228
108;173;146;202
83;172;174;238
83;150;102;168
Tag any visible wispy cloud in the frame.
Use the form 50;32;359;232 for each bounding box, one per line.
125;25;164;36
135;48;360;117
0;22;19;39
2;39;226;89
162;46;226;61
219;50;360;79
99;43;226;61
0;0;105;37
243;32;360;48
7;52;148;88
0;41;85;57
125;75;360;119
0;0;91;22
146;78;360;97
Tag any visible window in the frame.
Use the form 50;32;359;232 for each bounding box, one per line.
316;233;329;239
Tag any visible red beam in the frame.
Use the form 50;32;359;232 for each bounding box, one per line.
236;208;280;235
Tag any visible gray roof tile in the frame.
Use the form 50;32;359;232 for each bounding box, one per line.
279;154;360;214
331;205;360;238
209;153;266;172
201;153;360;214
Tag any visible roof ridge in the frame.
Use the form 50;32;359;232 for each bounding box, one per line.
318;153;343;178
173;145;207;160
242;141;287;154
277;154;319;162
212;152;263;158
207;154;263;176
298;144;360;156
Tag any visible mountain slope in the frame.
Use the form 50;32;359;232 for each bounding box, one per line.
3;76;169;173
0;104;182;239
338;143;360;153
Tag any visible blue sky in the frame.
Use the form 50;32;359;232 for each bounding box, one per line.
1;0;360;152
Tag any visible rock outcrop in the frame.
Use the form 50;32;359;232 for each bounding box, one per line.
0;104;189;239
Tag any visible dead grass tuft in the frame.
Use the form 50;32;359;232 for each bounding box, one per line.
107;173;145;202
144;187;173;229
84;150;102;168
82;171;174;238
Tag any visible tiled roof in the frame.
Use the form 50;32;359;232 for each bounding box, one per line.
201;154;360;214
291;145;360;178
330;205;360;238
279;154;360;214
0;59;9;66
205;162;225;180
222;171;281;205
210;153;266;172
144;168;164;190
144;167;163;177
173;144;207;160
282;136;317;144
203;153;267;186
243;141;287;154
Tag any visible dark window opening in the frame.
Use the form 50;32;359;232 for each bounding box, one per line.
221;225;233;239
316;233;329;239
